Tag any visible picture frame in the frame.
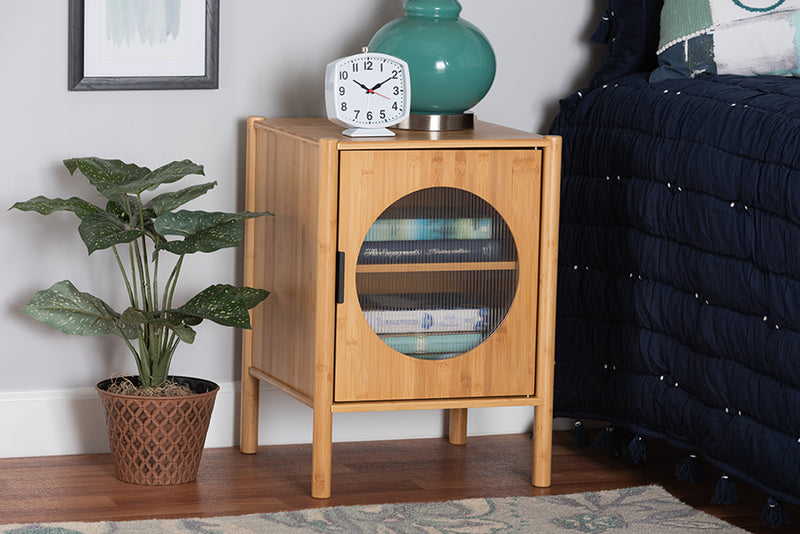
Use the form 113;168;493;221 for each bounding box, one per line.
68;0;219;91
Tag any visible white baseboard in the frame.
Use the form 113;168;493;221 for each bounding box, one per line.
0;382;570;458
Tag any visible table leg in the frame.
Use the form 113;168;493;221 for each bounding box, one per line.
312;406;333;499
448;408;468;445
240;371;259;454
532;403;553;487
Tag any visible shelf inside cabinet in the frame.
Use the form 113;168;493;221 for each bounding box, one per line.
355;266;518;298
355;261;518;274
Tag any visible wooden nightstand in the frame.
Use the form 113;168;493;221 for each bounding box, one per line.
240;117;561;498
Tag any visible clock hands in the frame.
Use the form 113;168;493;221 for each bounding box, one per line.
352;79;371;93
352;79;391;100
370;76;395;92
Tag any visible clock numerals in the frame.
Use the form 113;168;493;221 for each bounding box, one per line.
350;60;377;73
326;52;410;132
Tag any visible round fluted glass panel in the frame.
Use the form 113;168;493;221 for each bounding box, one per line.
356;187;518;360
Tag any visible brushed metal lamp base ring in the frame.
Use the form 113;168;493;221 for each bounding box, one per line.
393;113;474;131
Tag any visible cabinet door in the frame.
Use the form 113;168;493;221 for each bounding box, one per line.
335;148;542;402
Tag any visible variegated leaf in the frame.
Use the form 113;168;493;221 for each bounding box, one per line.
145;181;217;216
22;280;137;338
11;196;102;220
154;210;270;255
177;284;269;328
64;157;204;199
78;211;143;254
120;308;197;344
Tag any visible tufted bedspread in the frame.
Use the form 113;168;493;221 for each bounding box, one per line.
550;71;800;505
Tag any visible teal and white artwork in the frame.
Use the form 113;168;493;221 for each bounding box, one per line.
83;0;206;78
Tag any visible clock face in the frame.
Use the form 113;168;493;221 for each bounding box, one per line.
325;52;411;129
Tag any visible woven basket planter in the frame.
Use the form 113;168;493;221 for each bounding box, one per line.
96;376;219;486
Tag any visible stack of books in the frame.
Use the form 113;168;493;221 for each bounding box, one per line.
358;217;505;264
359;294;491;360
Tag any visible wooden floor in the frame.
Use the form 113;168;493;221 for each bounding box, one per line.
0;431;796;532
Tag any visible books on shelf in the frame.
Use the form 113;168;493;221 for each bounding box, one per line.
360;294;489;334
358;239;504;264
364;218;493;242
360;294;492;357
379;332;484;358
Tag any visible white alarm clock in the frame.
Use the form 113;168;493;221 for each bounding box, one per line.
324;48;411;137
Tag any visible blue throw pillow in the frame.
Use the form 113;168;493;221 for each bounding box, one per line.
589;0;664;87
651;0;800;82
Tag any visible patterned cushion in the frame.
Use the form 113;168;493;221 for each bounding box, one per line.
651;0;800;81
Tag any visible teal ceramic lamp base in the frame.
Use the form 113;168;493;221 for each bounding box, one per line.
369;0;495;130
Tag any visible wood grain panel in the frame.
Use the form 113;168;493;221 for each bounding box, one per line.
334;148;542;402
245;121;338;404
241;116;266;453
532;136;562;487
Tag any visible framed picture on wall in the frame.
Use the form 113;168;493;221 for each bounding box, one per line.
68;0;219;90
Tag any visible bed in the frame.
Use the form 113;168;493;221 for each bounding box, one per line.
549;0;800;525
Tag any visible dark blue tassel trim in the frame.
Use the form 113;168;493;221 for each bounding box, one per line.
628;435;647;464
558;91;584;115
711;474;740;505
593;424;614;451
573;420;589;449
590;10;611;44
761;497;789;528
675;454;703;483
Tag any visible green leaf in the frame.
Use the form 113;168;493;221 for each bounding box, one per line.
105;199;130;223
64;157;204;199
10;196;102;220
22;280;137;339
106;197;157;229
154;210;271;255
64;158;150;197
145;181;217;216
176;284;269;328
120;308;197;344
78;211;144;254
237;286;273;309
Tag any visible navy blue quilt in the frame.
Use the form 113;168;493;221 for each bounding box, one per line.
550;72;800;505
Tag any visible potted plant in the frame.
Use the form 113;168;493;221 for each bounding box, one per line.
12;157;270;485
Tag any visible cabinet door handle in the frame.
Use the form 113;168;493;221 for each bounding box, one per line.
336;251;345;304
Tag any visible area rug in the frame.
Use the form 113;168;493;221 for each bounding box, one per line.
2;485;748;533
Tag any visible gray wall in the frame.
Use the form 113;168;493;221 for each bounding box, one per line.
0;1;602;454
